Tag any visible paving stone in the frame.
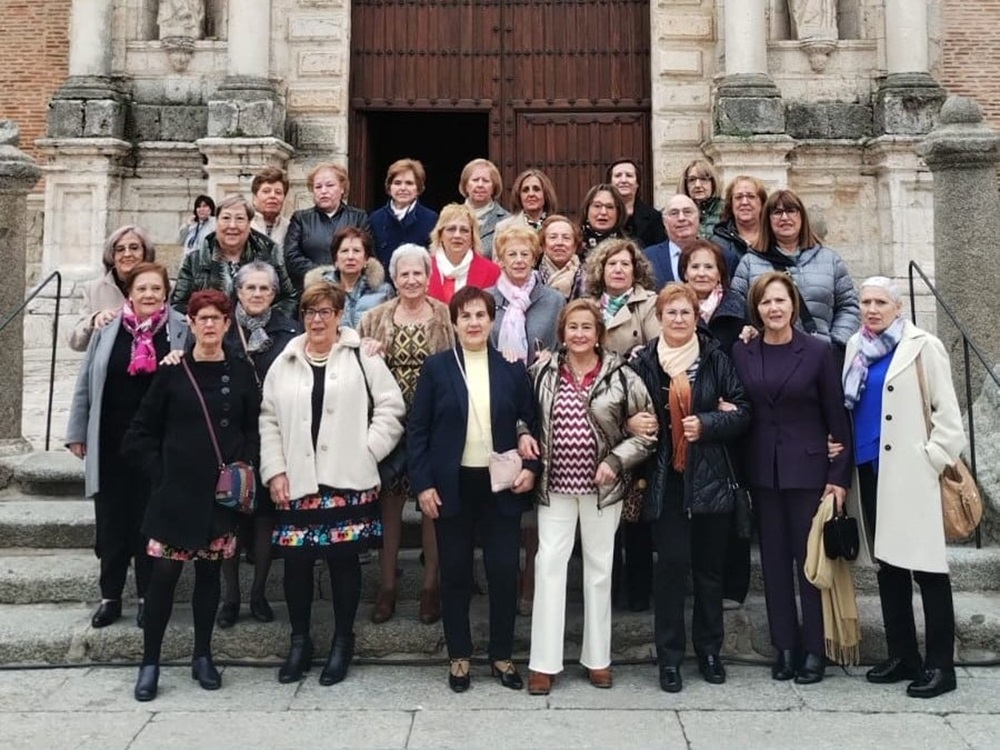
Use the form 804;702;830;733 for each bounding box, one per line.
0;712;151;750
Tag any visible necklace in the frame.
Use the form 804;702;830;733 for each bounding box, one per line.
567;357;599;382
304;346;331;367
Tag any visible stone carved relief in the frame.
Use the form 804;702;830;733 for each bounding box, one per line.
788;0;838;73
157;0;206;72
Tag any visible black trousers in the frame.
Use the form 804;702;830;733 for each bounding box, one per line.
94;488;151;601
858;463;955;670
652;488;730;666
721;517;751;604
434;468;521;661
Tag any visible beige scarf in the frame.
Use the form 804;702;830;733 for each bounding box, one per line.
805;495;861;666
657;335;699;472
539;254;581;299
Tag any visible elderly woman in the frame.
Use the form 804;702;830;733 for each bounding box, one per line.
537;215;585;301
285;162;372;290
459;158;510;258
124;289;260;702
731;272;853;686
369;158;439;270
712;175;767;263
215;261;302;629
727;190;860;358
179;195;216;254
358;244;454;625
844;277;964;699
172;195;298;317
261;280;405;687
66;262;188;631
523;300;656;695
678;159;722;239
427;203;501;304
630;284;751;693
495;168;558;234
408;287;540;693
302;227;394;329
579;184;627;257
69;226;156;352
680;240;742;354
607;159;667;249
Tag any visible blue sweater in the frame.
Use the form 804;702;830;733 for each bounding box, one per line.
853;351;894;466
369;202;439;271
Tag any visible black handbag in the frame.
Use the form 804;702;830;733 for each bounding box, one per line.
723;447;753;540
823;501;860;561
354;348;406;487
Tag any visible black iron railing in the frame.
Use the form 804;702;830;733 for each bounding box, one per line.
909;261;998;548
0;271;62;451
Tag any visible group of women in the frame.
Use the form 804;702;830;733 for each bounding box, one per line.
66;155;967;703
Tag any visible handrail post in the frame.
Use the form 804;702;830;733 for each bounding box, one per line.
45;273;62;451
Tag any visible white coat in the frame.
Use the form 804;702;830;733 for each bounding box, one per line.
844;320;966;573
259;327;405;500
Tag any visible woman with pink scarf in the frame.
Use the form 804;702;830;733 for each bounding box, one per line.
67;262;189;631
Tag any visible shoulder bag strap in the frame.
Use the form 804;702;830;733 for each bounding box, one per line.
181;357;225;469
353;347;374;422
452;347;490;443
235;324;263;390
914;352;933;438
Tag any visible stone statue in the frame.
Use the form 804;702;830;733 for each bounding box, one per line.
788;0;838;72
157;0;205;40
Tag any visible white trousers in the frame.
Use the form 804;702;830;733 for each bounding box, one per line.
528;492;622;674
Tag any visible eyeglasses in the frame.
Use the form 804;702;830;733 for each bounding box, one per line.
733;193;760;203
113;243;143;256
686;175;712;184
194;314;225;325
590;202;616;212
302;307;336;321
665;208;698;219
770;207;800;218
242;284;274;293
442;225;471;235
662;308;695;319
217;213;249;226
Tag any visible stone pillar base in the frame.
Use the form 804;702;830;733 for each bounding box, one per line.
714;74;785;136
196;137;295;199
703;134;796;188
207;77;286;139
875;72;946;136
47;76;128;139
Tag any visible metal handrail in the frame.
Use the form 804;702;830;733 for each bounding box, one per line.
0;271;62;451
908;260;998;548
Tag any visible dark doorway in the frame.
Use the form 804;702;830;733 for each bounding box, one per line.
358;111;490;213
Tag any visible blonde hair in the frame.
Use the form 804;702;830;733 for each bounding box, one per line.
307;162;350;199
458;158;503;201
494;226;541;265
429;203;484;255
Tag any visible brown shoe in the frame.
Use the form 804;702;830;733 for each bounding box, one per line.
528;670;554;695
588;667;613;689
419;588;441;625
370;588;396;624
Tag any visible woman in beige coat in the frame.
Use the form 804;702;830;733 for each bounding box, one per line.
842;277;965;699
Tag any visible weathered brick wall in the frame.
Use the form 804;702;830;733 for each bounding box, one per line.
0;0;71;161
937;0;1000;129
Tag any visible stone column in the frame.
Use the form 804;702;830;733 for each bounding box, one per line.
0;123;42;455
208;0;284;138
875;0;945;135
917;97;1000;403
714;0;785;136
48;0;126;139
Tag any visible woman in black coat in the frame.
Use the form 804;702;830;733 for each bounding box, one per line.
629;283;750;694
216;261;302;629
124;290;260;702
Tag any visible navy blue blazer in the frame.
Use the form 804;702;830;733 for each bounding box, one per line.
643;240;678;290
730;329;853;491
369;202;439;271
407;346;540;518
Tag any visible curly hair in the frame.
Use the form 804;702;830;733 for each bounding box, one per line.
584;238;656;297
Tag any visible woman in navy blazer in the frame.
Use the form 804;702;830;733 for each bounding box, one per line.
408;286;540;693
731;272;852;686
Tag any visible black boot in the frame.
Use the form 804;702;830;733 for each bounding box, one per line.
319;633;355;686
134;665;159;702
278;635;313;684
771;649;797;681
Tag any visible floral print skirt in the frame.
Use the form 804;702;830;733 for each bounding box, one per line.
272;485;382;560
146;533;237;561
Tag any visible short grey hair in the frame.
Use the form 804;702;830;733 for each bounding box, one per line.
860;276;903;302
102;225;156;272
235;260;279;292
389;243;432;280
216;194;255;221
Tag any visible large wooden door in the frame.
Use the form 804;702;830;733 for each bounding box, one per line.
349;0;652;216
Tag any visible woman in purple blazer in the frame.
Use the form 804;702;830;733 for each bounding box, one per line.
730;271;852;686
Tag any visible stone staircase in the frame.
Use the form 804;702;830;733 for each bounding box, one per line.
1;451;999;667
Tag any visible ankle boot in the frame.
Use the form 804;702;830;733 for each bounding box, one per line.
278;635;313;684
319;633;355;686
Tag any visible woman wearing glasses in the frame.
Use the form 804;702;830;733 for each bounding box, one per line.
727;190;859;359
711;175;767;265
678;160;722;239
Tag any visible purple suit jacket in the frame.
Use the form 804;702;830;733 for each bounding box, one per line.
730;329;852;491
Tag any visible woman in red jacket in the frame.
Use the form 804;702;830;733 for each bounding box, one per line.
427;203;501;304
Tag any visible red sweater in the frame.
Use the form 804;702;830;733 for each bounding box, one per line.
427;253;502;304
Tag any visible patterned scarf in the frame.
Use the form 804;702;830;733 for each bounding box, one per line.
843;316;905;409
121;300;168;376
697;284;725;323
657;334;700;473
496;271;536;363
235;302;273;353
600;289;631;324
538;254;581;300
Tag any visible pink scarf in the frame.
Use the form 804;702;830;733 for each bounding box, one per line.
121;301;169;376
698;284;725;323
496;271;536;362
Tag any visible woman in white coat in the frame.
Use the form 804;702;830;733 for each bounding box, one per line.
842;277;965;699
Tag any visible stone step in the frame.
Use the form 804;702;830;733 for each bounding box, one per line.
1;592;998;667
0;498;94;548
0;450;84;496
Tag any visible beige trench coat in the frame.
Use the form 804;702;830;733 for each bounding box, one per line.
601;287;660;357
844;320;966;573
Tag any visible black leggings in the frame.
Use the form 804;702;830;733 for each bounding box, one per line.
221;514;274;604
283;556;362;638
141;557;222;666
